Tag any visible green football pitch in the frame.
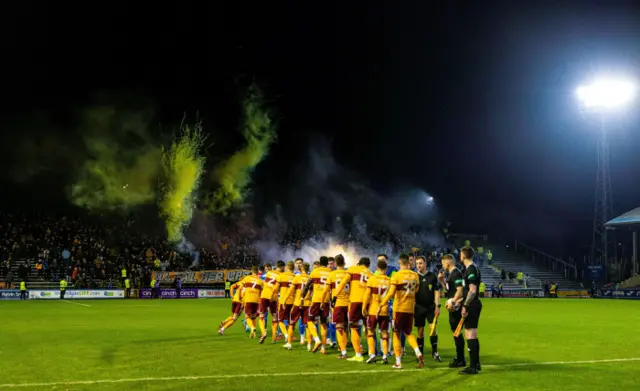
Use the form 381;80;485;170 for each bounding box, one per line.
1;298;638;391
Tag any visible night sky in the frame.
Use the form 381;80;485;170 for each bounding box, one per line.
2;1;640;256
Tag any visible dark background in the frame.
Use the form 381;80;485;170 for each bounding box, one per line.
1;1;639;257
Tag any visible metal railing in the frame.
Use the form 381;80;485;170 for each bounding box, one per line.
514;240;578;281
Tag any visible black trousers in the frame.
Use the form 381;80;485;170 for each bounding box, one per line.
60;290;66;299
20;291;27;300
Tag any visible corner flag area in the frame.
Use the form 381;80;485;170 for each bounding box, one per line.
1;299;638;391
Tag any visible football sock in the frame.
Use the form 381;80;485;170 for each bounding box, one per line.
279;322;288;338
381;335;389;358
454;335;465;361
320;324;328;346
287;324;294;344
367;330;376;357
393;332;402;358
406;334;421;356
350;326;362;355
430;335;439;354
468;338;480;367
338;328;348;354
307;321;319;342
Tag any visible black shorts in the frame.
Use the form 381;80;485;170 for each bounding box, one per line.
448;309;463;332
463;302;482;329
414;306;436;328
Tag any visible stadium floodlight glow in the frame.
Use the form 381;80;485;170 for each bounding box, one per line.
576;78;636;110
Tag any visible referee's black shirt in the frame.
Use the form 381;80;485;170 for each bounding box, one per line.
415;271;439;309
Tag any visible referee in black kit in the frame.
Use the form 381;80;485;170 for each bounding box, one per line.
459;246;482;375
460;247;482;375
414;256;441;362
440;254;466;369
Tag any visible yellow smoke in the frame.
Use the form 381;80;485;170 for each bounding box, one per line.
159;123;207;243
206;85;276;213
70;106;162;211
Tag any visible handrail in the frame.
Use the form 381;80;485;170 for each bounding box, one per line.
515;240;576;271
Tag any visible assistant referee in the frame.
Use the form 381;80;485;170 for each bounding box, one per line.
414;256;441;362
459;246;482;375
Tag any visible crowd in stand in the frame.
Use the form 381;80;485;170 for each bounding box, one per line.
1;212;194;289
1;212;458;290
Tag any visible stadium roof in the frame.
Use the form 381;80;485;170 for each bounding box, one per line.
605;207;640;228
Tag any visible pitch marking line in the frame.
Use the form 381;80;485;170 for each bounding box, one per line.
60;300;91;307
1;357;638;388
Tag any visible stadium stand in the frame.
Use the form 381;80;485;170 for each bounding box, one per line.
489;242;582;289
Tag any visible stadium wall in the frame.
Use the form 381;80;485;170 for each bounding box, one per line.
486;289;590;298
596;288;640;299
0;289;226;300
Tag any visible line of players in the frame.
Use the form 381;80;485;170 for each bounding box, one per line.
218;247;482;374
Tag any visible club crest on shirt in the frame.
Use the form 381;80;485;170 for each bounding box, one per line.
428;284;432;290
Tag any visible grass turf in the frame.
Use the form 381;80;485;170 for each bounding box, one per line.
0;298;639;391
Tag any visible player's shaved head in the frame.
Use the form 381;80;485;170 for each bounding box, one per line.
460;246;475;261
441;254;455;270
335;254;345;267
398;253;409;267
276;260;285;270
359;257;371;267
286;261;295;271
303;262;310;272
319;256;329;267
313;261;320;267
251;266;258;274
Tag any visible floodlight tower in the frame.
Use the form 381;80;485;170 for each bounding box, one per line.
576;78;636;265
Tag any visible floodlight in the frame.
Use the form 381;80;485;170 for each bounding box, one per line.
576;78;636;109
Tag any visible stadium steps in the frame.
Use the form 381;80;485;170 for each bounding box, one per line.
476;264;518;289
620;274;640;288
446;237;519;289
488;246;582;289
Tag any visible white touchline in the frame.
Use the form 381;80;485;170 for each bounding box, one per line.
60;300;91;307
1;357;638;389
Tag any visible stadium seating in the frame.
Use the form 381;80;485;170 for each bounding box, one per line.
488;244;582;289
620;274;640;288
